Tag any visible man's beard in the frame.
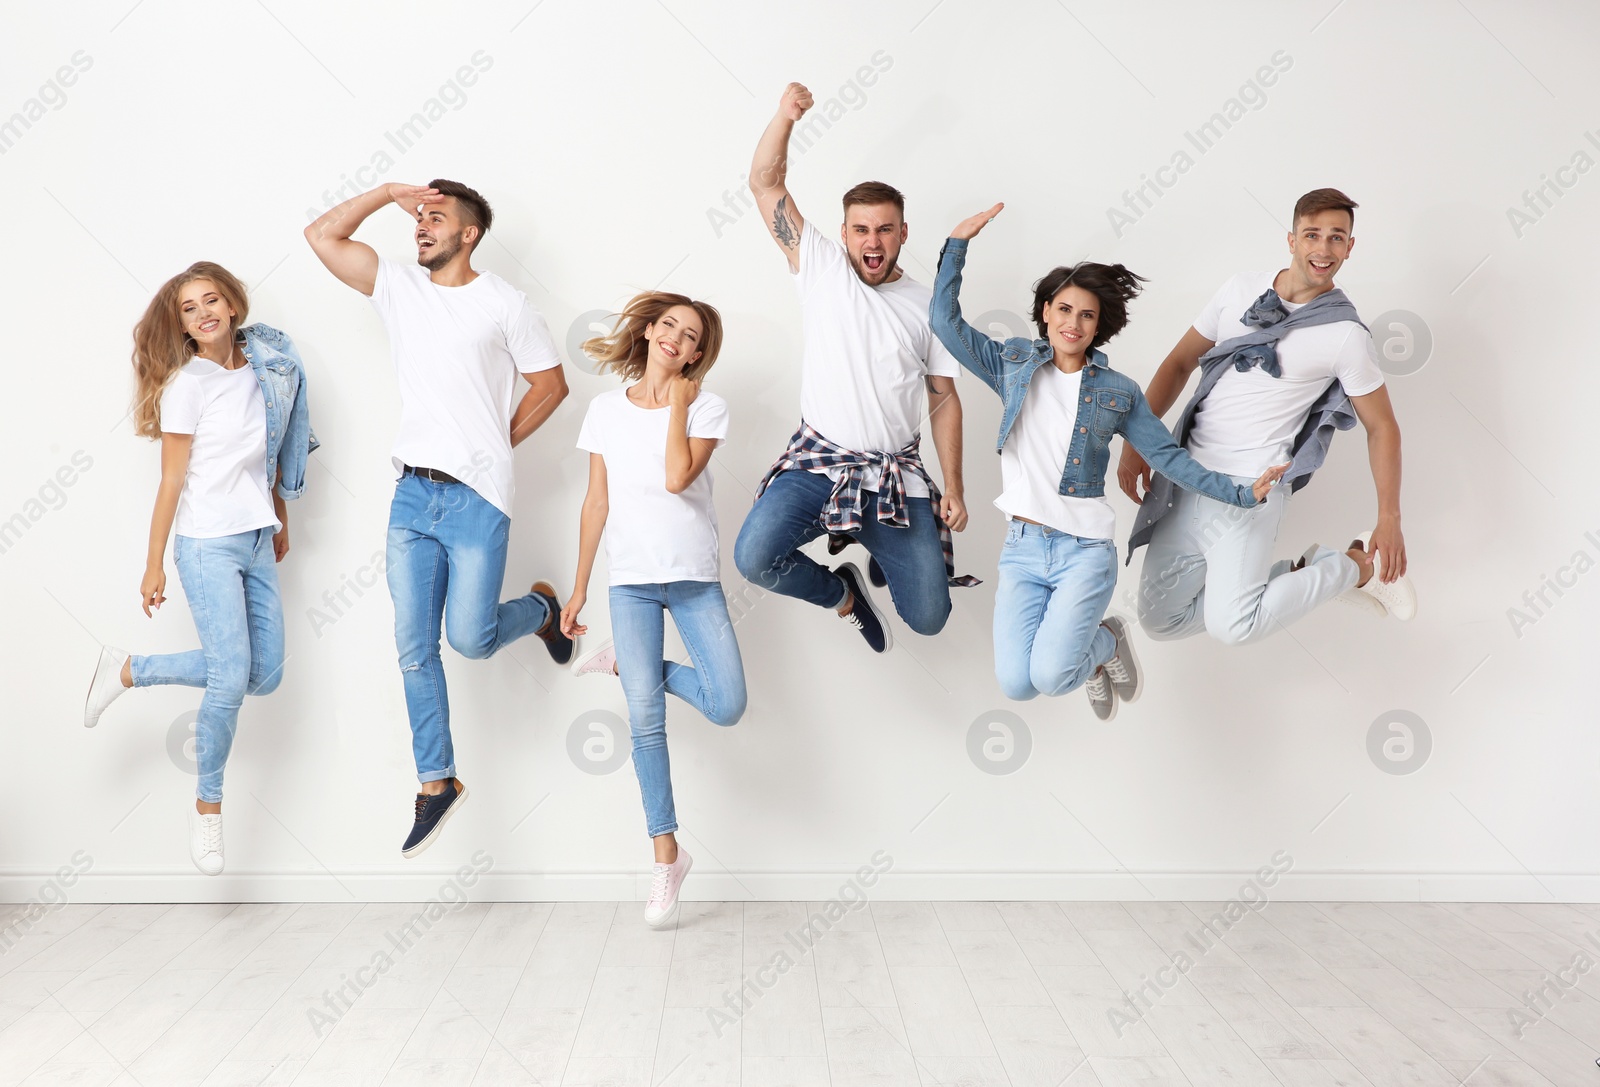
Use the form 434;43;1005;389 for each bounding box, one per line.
850;251;899;285
418;236;461;270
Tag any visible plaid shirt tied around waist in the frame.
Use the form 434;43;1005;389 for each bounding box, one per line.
754;422;980;587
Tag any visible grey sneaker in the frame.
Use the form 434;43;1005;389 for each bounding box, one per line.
1084;667;1117;722
1100;617;1143;704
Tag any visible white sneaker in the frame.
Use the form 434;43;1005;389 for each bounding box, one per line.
84;646;130;728
572;640;617;678
644;848;692;928
1346;533;1417;621
190;807;224;876
1084;667;1117;722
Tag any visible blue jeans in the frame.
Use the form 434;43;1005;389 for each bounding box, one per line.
129;528;285;802
387;472;553;783
610;581;747;838
992;521;1117;701
733;468;951;636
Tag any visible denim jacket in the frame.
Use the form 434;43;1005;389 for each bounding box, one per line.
930;237;1256;509
237;323;318;500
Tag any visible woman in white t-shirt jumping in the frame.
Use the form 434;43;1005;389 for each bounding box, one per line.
82;262;317;876
931;205;1284;721
561;291;747;928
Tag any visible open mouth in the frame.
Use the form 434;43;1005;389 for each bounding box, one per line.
862;252;885;272
418;237;436;251
198;318;220;334
659;341;680;359
1309;259;1333;274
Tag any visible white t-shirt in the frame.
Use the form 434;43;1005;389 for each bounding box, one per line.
371;259;562;517
160;358;280;539
1185;270;1385;477
576;387;730;586
994;363;1116;540
793;220;960;499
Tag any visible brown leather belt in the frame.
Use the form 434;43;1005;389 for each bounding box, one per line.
405;464;462;485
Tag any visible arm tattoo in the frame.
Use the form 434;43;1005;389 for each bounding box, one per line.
925;377;941;395
772;196;799;249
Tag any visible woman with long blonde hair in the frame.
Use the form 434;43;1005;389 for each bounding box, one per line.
83;261;317;875
562;290;746;928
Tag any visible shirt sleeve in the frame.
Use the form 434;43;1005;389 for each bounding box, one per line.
159;372;202;435
1192;274;1240;342
1332;325;1386;397
923;325;961;379
575;396;604;455
794;219;846;296
507;298;563;374
369;258;399;323
688;393;730;448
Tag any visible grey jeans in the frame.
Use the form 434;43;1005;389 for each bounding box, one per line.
1135;474;1359;646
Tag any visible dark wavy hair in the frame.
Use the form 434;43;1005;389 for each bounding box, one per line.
1030;262;1147;349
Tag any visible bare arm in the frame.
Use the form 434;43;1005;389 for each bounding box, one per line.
140;433;191;617
664;377;718;494
1117;325;1215;503
510;368;569;447
749;82;813;271
271;463;290;562
303;182;443;296
560;454;610;639
1350;384;1405;582
926;375;967;531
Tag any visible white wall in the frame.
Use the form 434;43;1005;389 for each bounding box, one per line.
3;0;1596;903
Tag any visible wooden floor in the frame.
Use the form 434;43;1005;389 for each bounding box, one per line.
0;899;1597;1086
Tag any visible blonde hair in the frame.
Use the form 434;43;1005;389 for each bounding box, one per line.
581;291;723;383
130;262;249;439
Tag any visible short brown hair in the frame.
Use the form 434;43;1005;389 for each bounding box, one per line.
842;181;905;217
1292;187;1357;231
429;178;493;243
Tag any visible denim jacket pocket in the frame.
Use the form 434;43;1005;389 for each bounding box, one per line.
1092;389;1129;439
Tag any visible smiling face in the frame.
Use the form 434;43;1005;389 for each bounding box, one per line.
416;196;479;270
1287;208;1354;289
177;279;237;353
1041;284;1100;364
644;305;705;374
841;202;906;286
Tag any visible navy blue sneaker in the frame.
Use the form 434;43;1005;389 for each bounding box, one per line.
402;779;468;857
530;581;574;665
835;562;892;654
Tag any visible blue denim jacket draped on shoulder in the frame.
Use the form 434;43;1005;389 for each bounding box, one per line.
237;323;318;500
930;237;1256;510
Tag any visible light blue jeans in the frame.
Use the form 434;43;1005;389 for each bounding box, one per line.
387;471;553;784
993;521;1117;701
129;528;285;802
610;581;747;837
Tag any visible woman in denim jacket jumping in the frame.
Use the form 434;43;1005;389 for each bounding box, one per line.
930;205;1283;721
83;261;317;875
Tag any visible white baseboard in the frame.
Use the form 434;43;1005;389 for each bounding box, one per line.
4;868;1600;903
